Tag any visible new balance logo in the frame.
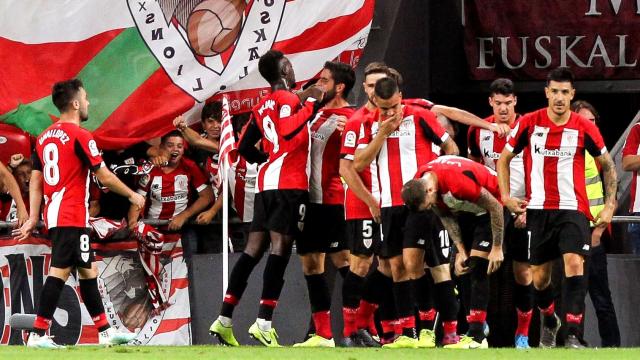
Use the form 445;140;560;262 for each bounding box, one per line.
417;238;425;245
582;244;590;251
479;241;490;247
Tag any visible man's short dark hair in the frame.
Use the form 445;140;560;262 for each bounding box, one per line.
202;101;223;122
323;61;356;98
571;100;600;123
547;67;574;86
489;78;515;96
258;50;284;84
374;77;399;100
364;62;389;78
388;68;404;89
161;130;184;145
52;78;84;112
402;179;426;212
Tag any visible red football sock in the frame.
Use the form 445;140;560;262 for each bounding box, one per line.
443;320;458;336
539;302;555;317
393;319;402;335
368;317;378;336
466;309;487;324
356;300;378;329
342;307;358;337
312;311;332;339
516;309;533;337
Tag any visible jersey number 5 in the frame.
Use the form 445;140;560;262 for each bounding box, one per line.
43;143;60;186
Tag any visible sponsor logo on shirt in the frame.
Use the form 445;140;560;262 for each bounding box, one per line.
483;148;500;160
533;145;575;158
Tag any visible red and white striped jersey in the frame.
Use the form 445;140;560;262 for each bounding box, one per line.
416;155;501;215
357;105;449;208
228;157;258;223
340;106;380;220
505;109;607;217
249;89;317;192
137;158;208;220
622;123;640;212
309;106;355;205
34;122;104;228
468;115;525;199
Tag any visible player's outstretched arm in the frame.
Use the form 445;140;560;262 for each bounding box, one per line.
0;162;27;226
339;158;380;223
431;105;509;137
94;166;145;210
476;188;505;274
594;152;618;227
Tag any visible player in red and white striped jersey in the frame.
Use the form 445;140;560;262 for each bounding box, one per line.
128;131;213;233
338;63;387;346
15;79;145;348
468;78;533;348
621;123;640;254
294;62;355;347
497;68;617;349
354;77;459;347
210;50;324;347
403;155;505;349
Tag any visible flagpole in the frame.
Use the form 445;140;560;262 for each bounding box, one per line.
222;167;229;299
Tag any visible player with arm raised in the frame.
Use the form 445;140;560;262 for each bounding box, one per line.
208;50;324;347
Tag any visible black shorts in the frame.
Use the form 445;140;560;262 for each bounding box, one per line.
426;215;453;267
49;227;94;269
297;204;348;255
379;206;409;258
347;218;381;256
250;190;308;236
402;210;450;267
526;209;590;265
505;213;529;263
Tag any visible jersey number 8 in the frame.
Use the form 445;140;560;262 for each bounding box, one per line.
43;143;60;186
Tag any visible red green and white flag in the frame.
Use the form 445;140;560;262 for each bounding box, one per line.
0;0;374;149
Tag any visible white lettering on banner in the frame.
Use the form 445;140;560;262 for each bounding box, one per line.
477;34;637;70
127;0;285;102
585;0;640;15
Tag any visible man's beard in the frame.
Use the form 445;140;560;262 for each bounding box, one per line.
80;111;89;122
321;88;337;106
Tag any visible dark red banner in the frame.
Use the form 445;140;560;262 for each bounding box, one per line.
464;0;640;80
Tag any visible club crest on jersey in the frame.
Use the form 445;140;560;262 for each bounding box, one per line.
128;0;285;102
279;104;292;118
363;238;372;249
344;131;357;147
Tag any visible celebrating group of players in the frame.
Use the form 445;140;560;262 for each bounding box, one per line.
206;51;616;350
6;48;616;350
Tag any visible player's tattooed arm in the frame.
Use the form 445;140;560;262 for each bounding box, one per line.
476;188;504;247
595;152;618;227
476;187;505;274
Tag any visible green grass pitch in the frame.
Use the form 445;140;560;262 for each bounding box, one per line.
1;346;639;360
